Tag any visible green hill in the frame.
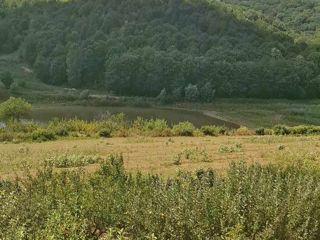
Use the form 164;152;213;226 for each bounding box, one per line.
222;0;320;43
0;0;320;99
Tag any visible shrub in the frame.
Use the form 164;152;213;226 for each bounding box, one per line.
255;127;265;135
156;88;167;104
172;121;196;136
3;159;320;239
200;125;227;136
99;128;111;138
172;147;210;165
218;143;243;153
236;126;253;136
184;84;199;102
307;126;320;135
9;82;18;92
45;153;102;168
0;97;31;122
0;71;13;89
0;131;13;142
53;127;69;136
273;124;291;135
144;118;171;137
31;129;56;142
79;89;90;99
199;82;216;102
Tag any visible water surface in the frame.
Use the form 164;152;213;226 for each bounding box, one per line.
30;105;239;128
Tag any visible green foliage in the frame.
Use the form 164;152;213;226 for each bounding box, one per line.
184;84;199;102
199;82;216;102
1;0;319;99
255;127;265;136
0;71;13;89
3;113;320;143
99;128;111;138
273;124;291;135
172;147;210;165
31;129;56;142
218;143;243;153
79;89;90;100
200;125;227;136
0;97;31;121
172;121;196;136
274;125;320;136
45;153;102;168
2;157;320;239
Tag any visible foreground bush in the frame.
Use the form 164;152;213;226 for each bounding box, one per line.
1;156;320;239
172;121;196;136
200;125;227;136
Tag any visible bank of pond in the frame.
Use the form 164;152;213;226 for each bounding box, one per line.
1;113;320;143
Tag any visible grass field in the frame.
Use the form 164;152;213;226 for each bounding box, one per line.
1;135;319;179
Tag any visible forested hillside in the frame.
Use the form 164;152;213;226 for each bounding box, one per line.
1;0;320;99
222;0;320;42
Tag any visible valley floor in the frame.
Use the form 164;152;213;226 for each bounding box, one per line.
1;135;319;179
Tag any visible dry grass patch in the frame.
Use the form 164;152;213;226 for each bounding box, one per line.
1;135;320;178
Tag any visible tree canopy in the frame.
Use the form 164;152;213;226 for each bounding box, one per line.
0;97;31;121
1;0;320;99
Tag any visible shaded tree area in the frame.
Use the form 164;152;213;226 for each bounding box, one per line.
1;0;320;99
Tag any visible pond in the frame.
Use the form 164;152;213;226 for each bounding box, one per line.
29;105;239;128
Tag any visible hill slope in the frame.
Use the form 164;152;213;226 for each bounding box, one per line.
0;0;320;99
222;0;320;43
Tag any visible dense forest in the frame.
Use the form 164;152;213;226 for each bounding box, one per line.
222;0;320;42
1;0;320;99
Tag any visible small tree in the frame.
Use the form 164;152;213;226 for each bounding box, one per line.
1;72;13;89
156;88;167;104
184;84;199;102
0;97;31;122
200;82;216;102
79;89;90;99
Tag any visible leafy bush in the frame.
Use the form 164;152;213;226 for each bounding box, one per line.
2;158;320;239
31;129;56;142
236;126;253;135
184;84;199;102
273;124;291;135
172;121;196;136
255;127;265;135
218;143;243;153
173;147;210;165
0;71;13;89
0;97;31;121
200;125;227;136
45;154;102;168
199;82;216;102
79;89;90;99
99;128;111;138
0;130;13;142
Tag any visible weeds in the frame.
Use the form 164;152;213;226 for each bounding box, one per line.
44;153;102;168
2;114;320;143
1;157;320;239
218;142;243;153
172;147;210;165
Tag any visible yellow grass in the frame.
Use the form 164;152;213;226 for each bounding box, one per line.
1;135;320;179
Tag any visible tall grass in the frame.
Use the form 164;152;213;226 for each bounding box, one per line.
2;114;320;143
1;156;320;239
